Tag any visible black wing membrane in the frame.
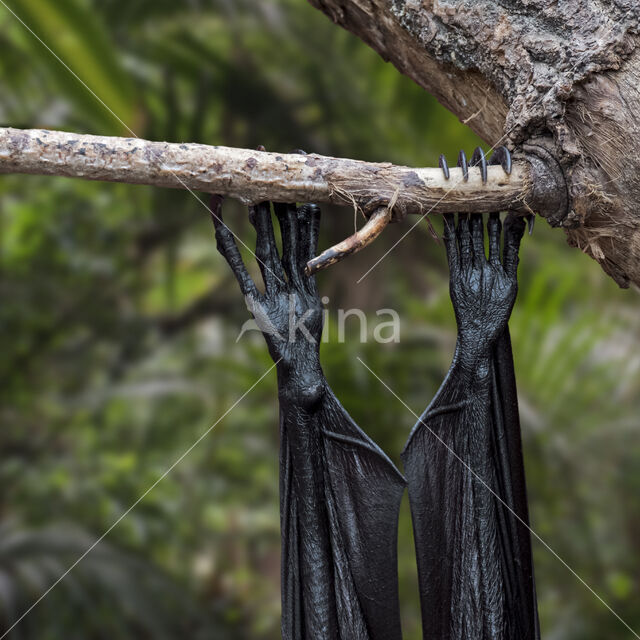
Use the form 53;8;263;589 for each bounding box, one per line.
490;329;540;640
402;333;539;640
212;196;406;639
281;389;406;640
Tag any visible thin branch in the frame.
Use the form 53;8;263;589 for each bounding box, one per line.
0;127;550;216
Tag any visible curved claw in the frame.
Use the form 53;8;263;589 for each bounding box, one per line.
439;154;450;180
488;146;512;175
526;213;535;235
457;150;469;181
305;206;392;276
471;146;488;183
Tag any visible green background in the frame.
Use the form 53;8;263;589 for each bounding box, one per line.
0;0;638;637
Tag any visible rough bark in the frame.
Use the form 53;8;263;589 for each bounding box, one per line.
0;126;552;218
309;0;640;288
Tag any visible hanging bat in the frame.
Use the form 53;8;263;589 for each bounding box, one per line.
211;195;406;640
402;213;540;639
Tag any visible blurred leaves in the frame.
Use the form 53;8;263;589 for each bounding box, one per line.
4;0;136;132
0;1;639;639
0;519;237;639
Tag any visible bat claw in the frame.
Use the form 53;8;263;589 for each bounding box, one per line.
438;154;450;180
471;147;488;183
526;213;535;235
457;150;469;181
488;146;512;175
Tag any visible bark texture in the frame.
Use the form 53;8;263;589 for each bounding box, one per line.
0;126;543;218
309;0;640;287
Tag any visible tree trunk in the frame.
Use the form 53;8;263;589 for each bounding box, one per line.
308;0;640;288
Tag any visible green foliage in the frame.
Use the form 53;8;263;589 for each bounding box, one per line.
3;0;136;132
0;520;235;639
0;1;639;638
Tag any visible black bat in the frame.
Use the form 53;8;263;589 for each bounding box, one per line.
402;213;540;639
211;196;405;640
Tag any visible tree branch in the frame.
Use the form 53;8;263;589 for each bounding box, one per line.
0;127;562;219
307;0;640;287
